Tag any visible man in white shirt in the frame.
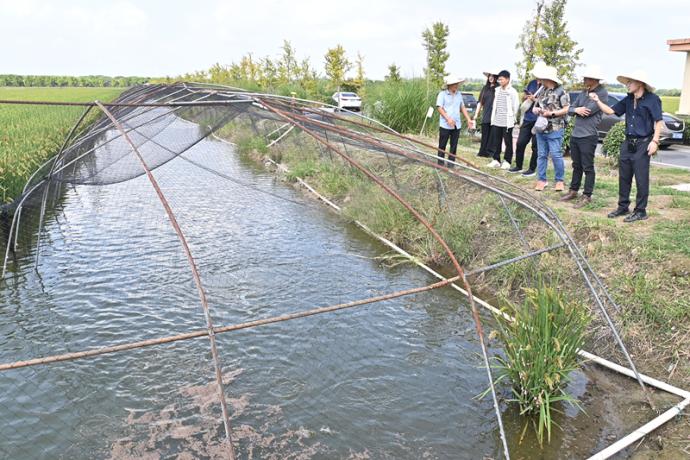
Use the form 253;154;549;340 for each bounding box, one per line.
487;70;519;169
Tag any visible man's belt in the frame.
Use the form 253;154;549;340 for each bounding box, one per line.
626;135;652;143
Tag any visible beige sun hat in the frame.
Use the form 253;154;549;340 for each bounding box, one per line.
532;61;549;74
617;70;655;92
444;75;466;87
482;71;499;78
532;65;561;85
581;65;605;81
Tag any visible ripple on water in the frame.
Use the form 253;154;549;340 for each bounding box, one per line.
0;122;503;459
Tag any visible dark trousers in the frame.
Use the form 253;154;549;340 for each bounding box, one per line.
438;127;460;166
488;125;513;163
515;120;538;171
569;135;598;196
618;139;651;212
477;122;492;156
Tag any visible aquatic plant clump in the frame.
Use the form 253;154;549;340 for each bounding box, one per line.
493;285;590;445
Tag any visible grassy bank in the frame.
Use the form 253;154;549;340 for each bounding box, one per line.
0;87;124;203
452;135;690;384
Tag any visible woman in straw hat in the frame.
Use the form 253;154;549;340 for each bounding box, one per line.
532;65;570;192
474;71;498;158
589;70;663;223
559;65;609;208
435;75;475;167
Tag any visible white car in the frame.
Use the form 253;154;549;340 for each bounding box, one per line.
332;92;362;111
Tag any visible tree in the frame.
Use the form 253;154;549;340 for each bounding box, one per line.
515;0;544;86
352;52;365;90
260;56;278;88
422;22;450;89
516;0;582;85
536;0;582;83
385;63;402;82
324;44;351;88
278;40;298;83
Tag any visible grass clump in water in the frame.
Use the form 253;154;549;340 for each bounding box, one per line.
492;283;590;446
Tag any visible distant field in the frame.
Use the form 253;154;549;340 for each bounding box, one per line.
661;96;680;114
0;87;124;203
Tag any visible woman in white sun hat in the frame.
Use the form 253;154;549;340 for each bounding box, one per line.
436;75;475;167
559;65;609;208
531;65;570;192
589;70;663;223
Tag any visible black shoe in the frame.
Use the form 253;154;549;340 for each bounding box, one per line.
521;169;536;177
477;152;491;158
508;166;522;173
624;211;648;223
607;208;630;218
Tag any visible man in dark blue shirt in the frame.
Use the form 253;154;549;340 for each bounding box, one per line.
590;71;663;223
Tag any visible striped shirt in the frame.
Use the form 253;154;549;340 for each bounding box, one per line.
493;89;509;127
490;85;519;128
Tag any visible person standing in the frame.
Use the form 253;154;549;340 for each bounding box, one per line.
474;72;497;158
511;77;542;175
589;70;663;222
487;70;519;169
560;66;608;207
436;75;475;167
532;65;570;191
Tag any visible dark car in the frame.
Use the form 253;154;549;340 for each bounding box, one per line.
462;92;478;116
569;91;685;148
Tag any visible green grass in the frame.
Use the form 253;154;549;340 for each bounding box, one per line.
0;87;124;203
363;79;439;134
661;96;680;114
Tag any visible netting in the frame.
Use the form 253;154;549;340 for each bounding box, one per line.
1;83;688;459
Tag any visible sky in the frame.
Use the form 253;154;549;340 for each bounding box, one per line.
2;0;689;89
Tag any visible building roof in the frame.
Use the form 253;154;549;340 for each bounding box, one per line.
668;38;690;52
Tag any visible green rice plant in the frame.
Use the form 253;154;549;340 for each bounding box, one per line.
0;87;124;203
491;283;590;446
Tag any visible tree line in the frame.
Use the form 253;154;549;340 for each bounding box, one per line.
0;74;150;88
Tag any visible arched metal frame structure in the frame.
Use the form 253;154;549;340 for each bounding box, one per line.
1;83;688;459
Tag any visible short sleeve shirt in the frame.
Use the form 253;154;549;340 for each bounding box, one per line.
611;92;663;137
536;85;570;133
436;89;465;130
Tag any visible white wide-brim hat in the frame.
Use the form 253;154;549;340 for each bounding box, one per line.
581;65;605;81
444;75;465;87
532;65;561;85
617;70;655;93
532;61;549;75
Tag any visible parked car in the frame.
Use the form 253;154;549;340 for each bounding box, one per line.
461;92;478;116
569;91;685;148
331;92;362;111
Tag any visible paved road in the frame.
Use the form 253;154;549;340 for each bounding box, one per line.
596;143;690;171
653;144;690;170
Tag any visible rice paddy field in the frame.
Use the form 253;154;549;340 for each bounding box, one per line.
0;87;124;203
661;95;680;114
